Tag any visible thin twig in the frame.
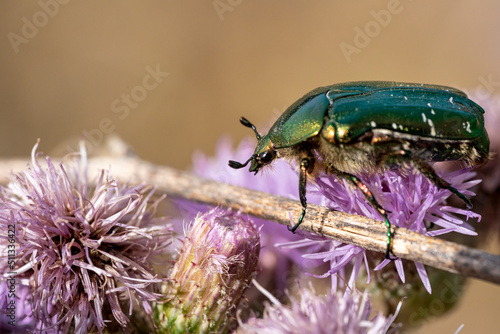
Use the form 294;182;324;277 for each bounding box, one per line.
1;155;500;285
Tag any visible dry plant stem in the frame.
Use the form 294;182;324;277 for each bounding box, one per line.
1;156;500;285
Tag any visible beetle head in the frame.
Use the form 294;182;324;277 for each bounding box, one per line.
228;117;277;174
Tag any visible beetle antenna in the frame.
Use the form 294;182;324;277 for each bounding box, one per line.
228;154;256;169
240;117;262;140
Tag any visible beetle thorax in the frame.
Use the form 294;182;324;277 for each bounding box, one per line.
271;136;377;177
319;138;378;175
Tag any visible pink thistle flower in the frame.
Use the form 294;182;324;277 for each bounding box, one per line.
282;168;480;294
0;142;172;333
236;281;400;334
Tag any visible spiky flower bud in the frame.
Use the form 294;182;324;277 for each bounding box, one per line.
155;207;260;334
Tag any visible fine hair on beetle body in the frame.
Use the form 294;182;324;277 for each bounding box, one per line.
275;135;375;177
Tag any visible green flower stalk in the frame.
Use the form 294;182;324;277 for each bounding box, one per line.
155;207;260;334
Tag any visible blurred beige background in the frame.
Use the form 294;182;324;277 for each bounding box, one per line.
1;1;500;332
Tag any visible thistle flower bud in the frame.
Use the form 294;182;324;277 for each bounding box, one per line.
155;207;260;334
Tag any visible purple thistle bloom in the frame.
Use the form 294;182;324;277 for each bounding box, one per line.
236;281;399;334
281;168;480;294
155;207;260;334
195;138;481;294
0;142;173;333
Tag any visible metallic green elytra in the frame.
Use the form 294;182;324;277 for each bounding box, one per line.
228;81;489;259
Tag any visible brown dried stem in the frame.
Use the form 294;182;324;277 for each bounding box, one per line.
1;155;500;285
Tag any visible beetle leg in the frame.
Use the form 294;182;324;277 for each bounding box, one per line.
412;159;473;209
327;165;393;259
289;157;314;233
381;152;473;209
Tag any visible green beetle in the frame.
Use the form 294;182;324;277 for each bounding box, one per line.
228;81;489;258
